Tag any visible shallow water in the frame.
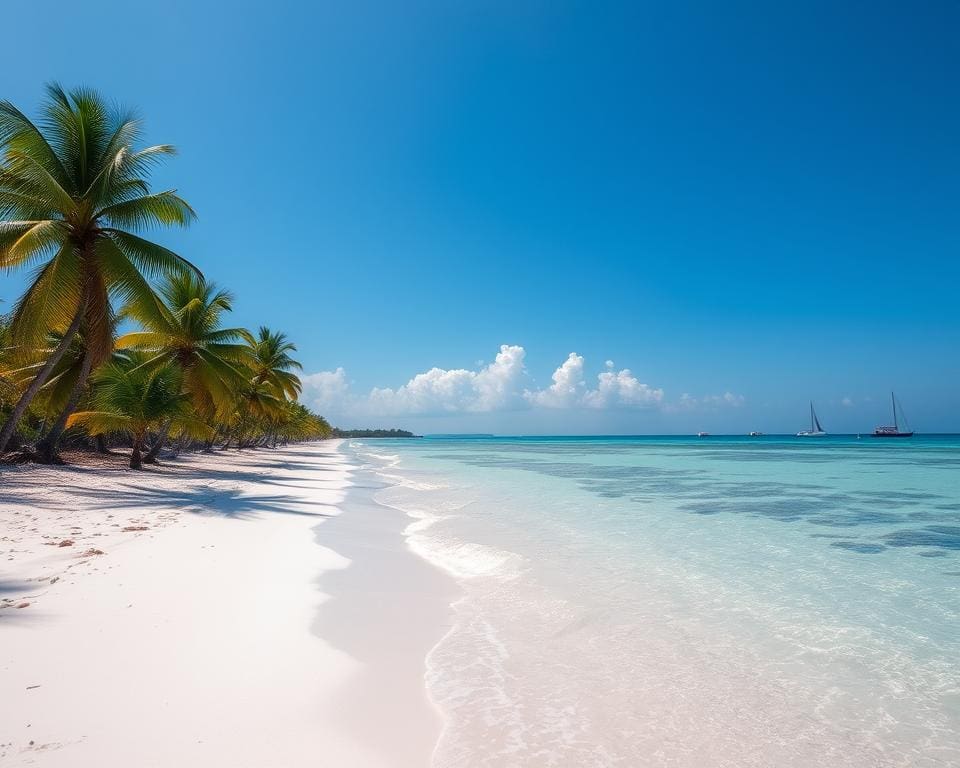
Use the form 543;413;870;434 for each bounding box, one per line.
347;436;960;767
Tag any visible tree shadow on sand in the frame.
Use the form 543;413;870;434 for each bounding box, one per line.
0;578;54;625
66;483;337;521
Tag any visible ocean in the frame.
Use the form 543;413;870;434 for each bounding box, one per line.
347;435;960;767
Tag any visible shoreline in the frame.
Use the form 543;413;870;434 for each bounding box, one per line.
314;447;458;766
0;440;454;767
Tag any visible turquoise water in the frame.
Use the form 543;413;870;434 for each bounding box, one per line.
349;436;960;767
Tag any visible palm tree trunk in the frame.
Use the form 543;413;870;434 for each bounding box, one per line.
143;419;172;464
35;348;94;463
95;434;110;453
0;305;85;454
130;437;143;470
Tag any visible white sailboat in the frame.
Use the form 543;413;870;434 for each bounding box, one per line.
797;402;827;437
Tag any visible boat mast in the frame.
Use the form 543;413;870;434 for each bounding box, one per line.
810;402;815;432
892;391;898;431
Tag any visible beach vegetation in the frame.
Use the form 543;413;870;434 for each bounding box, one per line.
0;84;197;455
67;355;211;469
0;86;335;467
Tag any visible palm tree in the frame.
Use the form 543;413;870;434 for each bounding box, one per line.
67;356;210;469
0;84;197;454
274;401;332;444
221;327;303;449
247;327;303;399
227;379;285;449
116;272;252;460
33;311;121;462
7;327;90;428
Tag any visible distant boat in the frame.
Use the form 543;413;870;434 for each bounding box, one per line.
872;392;914;438
697;431;710;437
797;402;827;437
749;431;763;437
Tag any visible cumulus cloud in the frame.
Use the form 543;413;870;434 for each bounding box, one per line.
526;352;586;408
584;362;664;408
299;344;741;421
527;355;663;409
301;367;351;414
367;344;528;415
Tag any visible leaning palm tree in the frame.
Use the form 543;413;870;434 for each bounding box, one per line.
0;84;197;454
7;327;89;426
67;356;210;469
116;272;252;460
246;327;303;400
32;310;122;462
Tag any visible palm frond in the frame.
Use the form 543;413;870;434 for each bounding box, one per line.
10;245;81;347
97;235;170;325
2;150;77;214
0;97;71;189
97;190;196;230
67;410;132;435
103;229;201;279
0;219;65;270
114;331;173;350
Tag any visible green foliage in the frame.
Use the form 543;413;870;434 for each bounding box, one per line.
0;86;336;462
247;327;303;400
0;84;196;365
0;311;15;409
116;271;251;419
333;428;417;438
68;356;212;467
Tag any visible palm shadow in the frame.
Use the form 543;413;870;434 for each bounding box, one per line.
0;578;52;626
67;483;337;521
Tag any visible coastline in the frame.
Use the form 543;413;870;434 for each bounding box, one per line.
314;448;458;766
0;440;454;767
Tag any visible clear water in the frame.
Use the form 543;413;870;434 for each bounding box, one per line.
347;435;960;767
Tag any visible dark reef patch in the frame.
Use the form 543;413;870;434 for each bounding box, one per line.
831;541;886;554
882;526;960;551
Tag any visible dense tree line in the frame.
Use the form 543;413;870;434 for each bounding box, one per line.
332;428;418;438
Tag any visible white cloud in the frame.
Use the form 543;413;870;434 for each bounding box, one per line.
527;354;663;409
526;352;586;408
701;391;745;408
301;367;351;413
666;391;745;412
676;393;697;409
367;344;528;415
841;396;854;407
583;366;664;408
300;345;741;423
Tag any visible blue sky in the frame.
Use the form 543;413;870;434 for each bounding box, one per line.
1;1;958;433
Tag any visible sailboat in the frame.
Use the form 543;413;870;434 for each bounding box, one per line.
797;402;827;437
872;392;914;438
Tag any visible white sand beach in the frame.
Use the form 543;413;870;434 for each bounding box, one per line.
0;441;453;768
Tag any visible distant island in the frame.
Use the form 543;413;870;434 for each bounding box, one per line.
332;428;419;438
